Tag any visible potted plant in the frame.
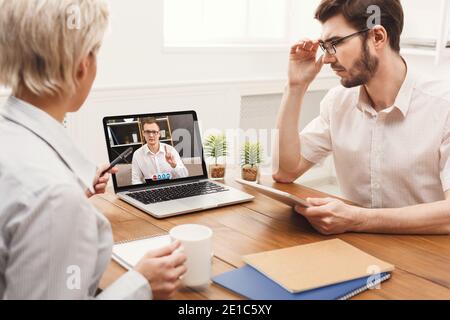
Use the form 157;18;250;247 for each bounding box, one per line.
204;134;228;180
241;142;263;182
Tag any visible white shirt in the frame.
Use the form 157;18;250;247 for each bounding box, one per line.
131;143;188;185
0;96;151;299
300;69;450;209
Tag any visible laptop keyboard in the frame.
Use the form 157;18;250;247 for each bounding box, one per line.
126;181;229;204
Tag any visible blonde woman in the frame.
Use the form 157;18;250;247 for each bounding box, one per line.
0;0;186;299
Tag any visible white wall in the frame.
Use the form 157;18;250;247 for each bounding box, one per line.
95;0;291;87
94;0;450;87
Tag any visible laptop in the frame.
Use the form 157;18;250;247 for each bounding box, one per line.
102;110;254;218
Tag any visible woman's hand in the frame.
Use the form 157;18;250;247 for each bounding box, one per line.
134;241;187;300
86;164;119;198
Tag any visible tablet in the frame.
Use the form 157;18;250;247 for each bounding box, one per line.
235;179;310;208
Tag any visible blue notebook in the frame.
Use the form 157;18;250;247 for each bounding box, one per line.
212;265;391;300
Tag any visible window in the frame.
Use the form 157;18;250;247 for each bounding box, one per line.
164;0;290;47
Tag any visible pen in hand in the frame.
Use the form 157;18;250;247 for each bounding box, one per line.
100;146;134;176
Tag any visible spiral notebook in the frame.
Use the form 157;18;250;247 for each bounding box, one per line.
213;265;391;300
112;234;171;270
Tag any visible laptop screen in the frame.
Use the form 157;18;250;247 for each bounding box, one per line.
103;111;208;192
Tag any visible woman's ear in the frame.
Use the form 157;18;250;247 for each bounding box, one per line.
74;53;94;86
371;25;388;50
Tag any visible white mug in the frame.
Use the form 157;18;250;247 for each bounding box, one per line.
169;224;213;289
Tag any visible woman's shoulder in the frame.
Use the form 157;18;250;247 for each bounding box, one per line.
0;139;84;208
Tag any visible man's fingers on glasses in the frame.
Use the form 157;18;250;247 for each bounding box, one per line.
292;39;308;48
291;45;309;55
290;45;300;54
291;42;304;54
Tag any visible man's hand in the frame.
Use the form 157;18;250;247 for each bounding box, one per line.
164;145;177;169
86;164;119;198
288;39;324;88
295;198;365;235
134;241;187;300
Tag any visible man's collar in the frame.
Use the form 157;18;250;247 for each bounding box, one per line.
356;61;416;118
393;67;416;117
0;96;97;193
145;142;164;155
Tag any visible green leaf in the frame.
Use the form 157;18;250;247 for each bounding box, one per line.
203;134;228;160
240;142;263;168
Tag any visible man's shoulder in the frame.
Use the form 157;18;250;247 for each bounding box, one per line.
413;75;450;104
133;144;147;158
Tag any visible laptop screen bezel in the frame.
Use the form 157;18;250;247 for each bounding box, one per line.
102;110;209;193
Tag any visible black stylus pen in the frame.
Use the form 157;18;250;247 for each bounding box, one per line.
101;146;134;176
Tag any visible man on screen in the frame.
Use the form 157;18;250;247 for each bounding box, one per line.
131;118;188;184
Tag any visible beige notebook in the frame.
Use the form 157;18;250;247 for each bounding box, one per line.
243;239;395;293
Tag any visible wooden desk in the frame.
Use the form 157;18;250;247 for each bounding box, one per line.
93;174;450;300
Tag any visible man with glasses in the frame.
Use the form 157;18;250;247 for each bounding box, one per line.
273;0;450;235
131;118;188;184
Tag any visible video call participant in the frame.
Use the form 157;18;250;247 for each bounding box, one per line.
273;0;450;235
131;118;189;184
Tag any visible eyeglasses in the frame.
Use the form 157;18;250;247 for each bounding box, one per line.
143;130;160;136
319;29;370;56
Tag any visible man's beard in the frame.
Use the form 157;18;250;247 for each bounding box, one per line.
334;39;379;88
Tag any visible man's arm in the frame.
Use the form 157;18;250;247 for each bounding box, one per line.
355;191;450;234
272;40;324;183
298;191;450;235
273;85;316;183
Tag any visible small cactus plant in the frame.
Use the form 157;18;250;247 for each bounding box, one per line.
241;142;263;181
204;134;228;179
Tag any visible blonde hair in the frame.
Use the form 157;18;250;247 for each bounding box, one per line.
0;0;109;96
